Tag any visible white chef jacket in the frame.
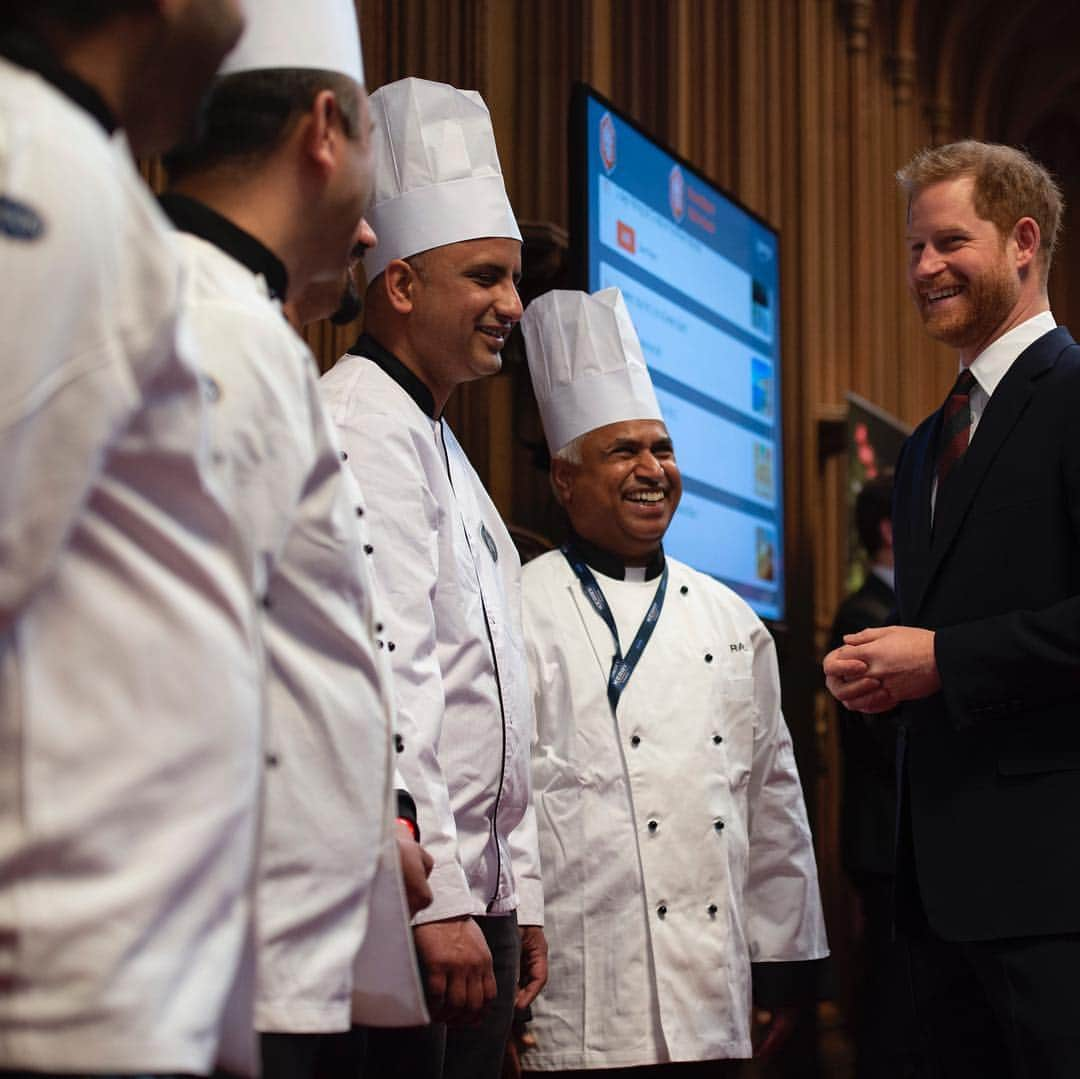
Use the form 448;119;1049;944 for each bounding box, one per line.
0;56;262;1075
519;548;827;1069
167;214;426;1033
320;341;541;924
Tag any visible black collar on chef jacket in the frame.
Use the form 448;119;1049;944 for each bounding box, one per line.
159;193;289;303
0;27;117;133
567;530;666;582
350;333;438;420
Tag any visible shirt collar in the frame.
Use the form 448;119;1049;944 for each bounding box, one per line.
567;531;666;582
869;564;895;591
349;333;438;420
966;310;1056;399
0;28;117;134
159;193;289;302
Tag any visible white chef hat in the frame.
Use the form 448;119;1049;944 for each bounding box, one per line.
220;0;364;85
521;287;664;455
363;77;521;281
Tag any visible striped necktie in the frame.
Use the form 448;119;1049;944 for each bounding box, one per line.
937;367;977;489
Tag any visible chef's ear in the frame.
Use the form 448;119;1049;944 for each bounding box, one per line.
300;89;341;178
550;457;576;508
382;258;417;315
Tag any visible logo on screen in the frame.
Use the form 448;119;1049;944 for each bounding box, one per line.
599;112;617;173
616;220;636;254
668;165;686;222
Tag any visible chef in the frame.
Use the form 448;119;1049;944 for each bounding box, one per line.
159;5;429;1077
517;288;828;1074
319;77;546;1079
0;3;266;1078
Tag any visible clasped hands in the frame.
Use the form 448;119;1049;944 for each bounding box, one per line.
823;625;941;713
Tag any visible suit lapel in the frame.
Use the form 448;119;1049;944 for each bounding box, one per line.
918;327;1071;615
900;416;940;618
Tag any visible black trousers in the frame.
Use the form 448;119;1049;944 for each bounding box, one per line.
260;1028;368;1079
851;873;925;1078
896;769;1080;1078
525;1063;743;1076
362;912;521;1079
902;925;1080;1079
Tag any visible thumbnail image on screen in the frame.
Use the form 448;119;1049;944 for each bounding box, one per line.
572;85;785;622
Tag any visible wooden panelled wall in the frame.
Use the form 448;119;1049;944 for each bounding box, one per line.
296;0;1080;1018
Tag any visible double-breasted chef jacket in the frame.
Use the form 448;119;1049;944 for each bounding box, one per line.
162;196;427;1033
518;543;827;1070
0;38;262;1077
319;336;541;924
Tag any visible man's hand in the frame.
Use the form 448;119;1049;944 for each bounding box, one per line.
395;819;434;916
515;924;548;1010
752;1005;800;1061
413;915;497;1025
824;625;940;713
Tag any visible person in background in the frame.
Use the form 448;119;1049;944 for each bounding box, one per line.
516;287;828;1077
160;4;431;1076
0;2;270;1076
320;76;547;1079
826;140;1080;1077
829;473;924;1078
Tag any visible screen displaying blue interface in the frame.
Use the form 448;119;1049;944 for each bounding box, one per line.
574;87;785;621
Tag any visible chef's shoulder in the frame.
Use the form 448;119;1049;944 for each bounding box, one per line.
0;69;136;257
1;70;184;399
668;556;770;648
321;355;432;437
520;548;569;604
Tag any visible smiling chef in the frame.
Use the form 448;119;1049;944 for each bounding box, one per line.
515;287;828;1074
319;77;546;1079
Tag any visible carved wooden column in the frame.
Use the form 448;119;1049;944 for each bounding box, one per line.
889;46;924;424
842;0;874;408
927;100;953;146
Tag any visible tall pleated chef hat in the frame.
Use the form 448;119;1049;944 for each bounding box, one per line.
363;77;521;281
521;287;664;456
219;0;364;84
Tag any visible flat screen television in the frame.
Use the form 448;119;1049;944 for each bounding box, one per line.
570;84;785;623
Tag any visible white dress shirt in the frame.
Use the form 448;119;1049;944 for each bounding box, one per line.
931;311;1057;518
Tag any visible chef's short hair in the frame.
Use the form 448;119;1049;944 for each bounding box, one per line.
553;435;584;466
164;68;360;182
10;1;150;29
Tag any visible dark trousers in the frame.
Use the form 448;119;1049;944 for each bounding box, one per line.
525;1063;743;1076
851;873;925;1078
260;1029;367;1079
903;924;1080;1078
363;912;520;1079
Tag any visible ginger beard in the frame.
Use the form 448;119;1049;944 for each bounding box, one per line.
911;240;1021;353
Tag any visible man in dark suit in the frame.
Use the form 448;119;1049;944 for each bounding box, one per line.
830;475;923;1078
825;140;1080;1077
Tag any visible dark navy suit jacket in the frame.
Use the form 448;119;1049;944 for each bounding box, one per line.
893;325;1080;941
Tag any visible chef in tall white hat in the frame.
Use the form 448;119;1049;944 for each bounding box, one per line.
516;287;828;1073
161;8;435;1079
320;77;547;1079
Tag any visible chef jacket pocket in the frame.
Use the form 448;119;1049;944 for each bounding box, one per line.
713;674;755;790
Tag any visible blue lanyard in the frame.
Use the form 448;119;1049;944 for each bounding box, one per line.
561;545;668;715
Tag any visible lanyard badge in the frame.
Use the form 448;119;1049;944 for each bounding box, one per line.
561;545;668;715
